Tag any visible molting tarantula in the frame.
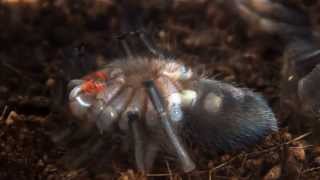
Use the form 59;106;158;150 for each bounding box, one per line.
68;54;278;172
57;0;296;173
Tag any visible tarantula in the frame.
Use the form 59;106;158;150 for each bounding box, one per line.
55;0;320;174
68;55;278;172
62;0;285;173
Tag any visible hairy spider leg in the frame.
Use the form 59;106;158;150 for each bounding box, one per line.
143;80;195;173
117;0;167;59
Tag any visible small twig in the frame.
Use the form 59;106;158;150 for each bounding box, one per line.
1;61;34;81
247;132;312;156
165;161;174;180
147;172;174;177
190;154;240;176
148;154;240;177
0;105;8;121
280;143;289;179
289;145;313;149
211;156;238;171
285;132;312;145
302;167;320;174
235;153;250;176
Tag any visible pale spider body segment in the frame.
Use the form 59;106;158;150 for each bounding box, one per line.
68;55;278;172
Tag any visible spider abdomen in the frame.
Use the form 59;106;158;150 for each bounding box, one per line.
183;79;278;152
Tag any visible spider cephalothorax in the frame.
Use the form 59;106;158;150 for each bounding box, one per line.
69;57;195;132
